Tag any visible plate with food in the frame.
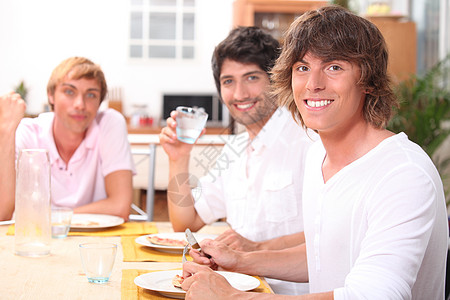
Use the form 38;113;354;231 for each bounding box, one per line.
70;214;124;229
134;269;260;299
135;232;217;253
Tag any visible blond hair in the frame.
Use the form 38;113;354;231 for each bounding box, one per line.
47;57;107;109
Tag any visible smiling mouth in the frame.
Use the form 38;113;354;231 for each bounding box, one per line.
305;100;333;108
235;102;256;111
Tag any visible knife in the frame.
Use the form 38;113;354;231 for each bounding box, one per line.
185;228;201;249
185;228;211;258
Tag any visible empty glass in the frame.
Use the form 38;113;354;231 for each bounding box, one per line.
79;243;117;284
51;207;73;239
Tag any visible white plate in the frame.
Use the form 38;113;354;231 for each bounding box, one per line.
135;232;217;254
134;270;260;299
70;214;124;229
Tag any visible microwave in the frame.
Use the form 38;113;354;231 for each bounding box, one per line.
162;94;229;127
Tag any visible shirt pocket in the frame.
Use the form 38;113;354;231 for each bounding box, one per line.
263;172;299;222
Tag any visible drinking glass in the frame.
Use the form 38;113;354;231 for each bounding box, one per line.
51;207;73;239
176;106;208;144
79;243;117;284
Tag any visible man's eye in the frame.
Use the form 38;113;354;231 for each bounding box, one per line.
296;66;309;72
64;89;74;95
248;75;258;81
222;79;232;85
329;65;342;71
86;93;98;99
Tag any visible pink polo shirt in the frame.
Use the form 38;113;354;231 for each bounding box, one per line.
15;109;135;208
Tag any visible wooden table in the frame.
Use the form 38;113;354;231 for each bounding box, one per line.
0;222;229;299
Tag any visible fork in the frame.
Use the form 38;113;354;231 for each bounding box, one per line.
182;244;189;263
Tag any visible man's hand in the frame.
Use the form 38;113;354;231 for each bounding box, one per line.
159;110;205;161
182;261;243;300
218;231;306;252
160;109;207;232
189;239;241;272
0;92;26;132
215;229;261;251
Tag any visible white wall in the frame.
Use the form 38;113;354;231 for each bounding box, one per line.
0;0;234;120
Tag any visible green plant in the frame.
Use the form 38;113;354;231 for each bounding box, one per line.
329;0;359;13
388;54;450;207
14;80;28;102
388;54;450;156
330;0;349;9
434;156;450;207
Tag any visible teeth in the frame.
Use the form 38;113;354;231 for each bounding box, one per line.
307;100;332;108
236;103;254;109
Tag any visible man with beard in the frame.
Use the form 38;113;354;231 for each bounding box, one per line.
159;26;316;295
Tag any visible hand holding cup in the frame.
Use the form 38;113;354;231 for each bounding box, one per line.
175;106;208;144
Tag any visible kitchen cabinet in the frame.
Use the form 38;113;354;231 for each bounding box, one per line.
367;16;417;83
233;0;328;40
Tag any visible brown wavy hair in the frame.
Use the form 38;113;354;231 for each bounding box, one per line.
47;57;107;110
272;5;398;129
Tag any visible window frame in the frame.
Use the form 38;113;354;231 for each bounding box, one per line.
129;0;196;61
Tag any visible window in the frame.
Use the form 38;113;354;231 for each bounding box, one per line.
129;0;196;60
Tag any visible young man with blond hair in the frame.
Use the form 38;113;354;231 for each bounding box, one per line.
11;57;135;220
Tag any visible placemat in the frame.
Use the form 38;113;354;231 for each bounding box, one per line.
121;235;186;262
6;222;158;237
121;269;273;299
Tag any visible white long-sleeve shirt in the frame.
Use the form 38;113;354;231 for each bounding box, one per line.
303;133;448;299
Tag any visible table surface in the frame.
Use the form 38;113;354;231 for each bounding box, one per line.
0;222;229;299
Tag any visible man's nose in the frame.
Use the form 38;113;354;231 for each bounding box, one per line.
73;94;86;109
306;70;325;92
234;81;250;100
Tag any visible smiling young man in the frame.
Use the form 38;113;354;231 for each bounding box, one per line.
180;6;448;300
11;57;135;220
159;26;316;295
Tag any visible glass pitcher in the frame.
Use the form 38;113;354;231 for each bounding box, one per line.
14;149;51;257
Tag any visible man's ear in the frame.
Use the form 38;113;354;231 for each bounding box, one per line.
48;93;54;105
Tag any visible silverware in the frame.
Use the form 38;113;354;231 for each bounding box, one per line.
185;228;211;259
185;228;201;250
182;228;196;264
182;244;189;263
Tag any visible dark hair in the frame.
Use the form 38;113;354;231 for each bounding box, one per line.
212;26;280;98
47;57;107;110
272;5;398;129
